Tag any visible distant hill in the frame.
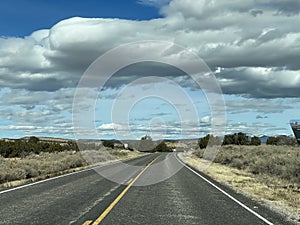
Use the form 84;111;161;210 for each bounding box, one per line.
259;135;269;143
0;136;75;145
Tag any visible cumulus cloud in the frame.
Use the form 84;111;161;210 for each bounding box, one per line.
218;67;300;98
225;98;293;114
257;0;300;16
0;0;299;138
0;1;299;95
225;121;288;136
96;119;209;140
0;1;299;96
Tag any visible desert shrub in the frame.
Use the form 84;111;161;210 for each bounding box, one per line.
193;149;204;158
0;152;87;184
0;139;78;158
109;149;128;157
154;141;172;152
102;141;114;149
0;147;138;184
249;152;300;182
250;136;261;146
266;135;297;146
80;149;127;164
28;136;39;143
223;133;249;145
266;136;279;145
231;158;246;169
214;150;234;165
194;145;300;183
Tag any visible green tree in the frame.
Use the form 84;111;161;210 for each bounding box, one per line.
102;140;114;149
154;141;172;152
223;134;235;145
266;136;279;145
28;136;39;143
222;133;249;145
236;132;249;145
277;135;297;146
199;135;222;149
198;134;210;149
250;136;261;146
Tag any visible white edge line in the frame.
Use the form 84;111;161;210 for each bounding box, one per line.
0;162;115;195
0;154;148;195
175;154;274;225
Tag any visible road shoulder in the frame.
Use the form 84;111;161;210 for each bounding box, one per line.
0;150;145;192
178;152;300;225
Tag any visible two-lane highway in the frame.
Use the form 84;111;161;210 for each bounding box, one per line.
0;153;294;225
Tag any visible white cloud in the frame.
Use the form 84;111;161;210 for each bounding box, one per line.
200;115;211;123
98;123;124;130
162;0;206;18
1;2;300;94
0;0;299;138
225;97;293;114
218;67;300;98
95;119;210;140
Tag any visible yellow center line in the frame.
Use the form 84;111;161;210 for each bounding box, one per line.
83;220;93;225
90;156;159;225
126;178;133;185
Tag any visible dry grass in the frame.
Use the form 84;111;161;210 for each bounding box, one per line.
0;149;142;189
179;146;300;224
195;145;300;183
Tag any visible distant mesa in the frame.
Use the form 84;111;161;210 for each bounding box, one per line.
258;135;269;143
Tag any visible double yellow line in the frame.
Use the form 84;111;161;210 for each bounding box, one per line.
83;156;159;225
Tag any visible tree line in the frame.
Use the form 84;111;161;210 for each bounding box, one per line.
138;135;172;152
198;133;298;149
0;136;78;158
0;135;173;158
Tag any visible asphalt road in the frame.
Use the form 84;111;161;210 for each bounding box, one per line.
0;152;294;225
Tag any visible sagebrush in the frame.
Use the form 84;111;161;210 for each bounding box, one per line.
194;145;300;183
0;149;132;184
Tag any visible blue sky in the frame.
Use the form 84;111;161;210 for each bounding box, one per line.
0;0;300;140
0;0;163;37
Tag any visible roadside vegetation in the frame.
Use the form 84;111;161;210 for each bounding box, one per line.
0;151;86;184
0;135;172;188
196;132;299;183
194;145;300;183
198;132;297;149
0;136;79;158
183;133;300;223
0;137;141;188
136;135;173;152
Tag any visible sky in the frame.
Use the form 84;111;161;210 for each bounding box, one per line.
0;0;300;140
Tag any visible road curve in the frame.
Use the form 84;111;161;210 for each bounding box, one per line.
0;153;294;225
